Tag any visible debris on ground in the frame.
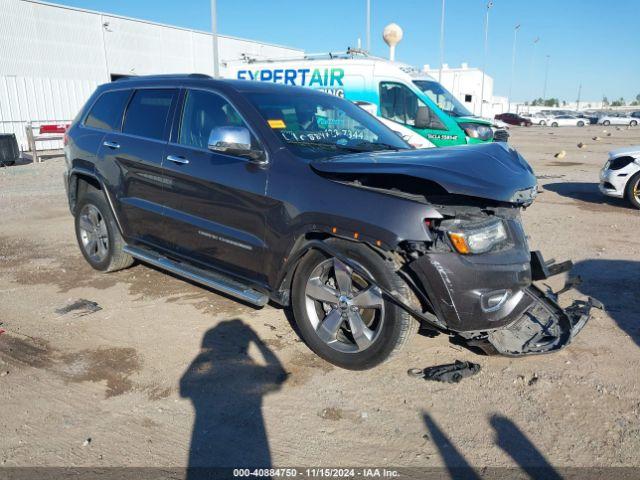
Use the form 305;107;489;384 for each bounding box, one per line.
577;142;585;149
54;299;102;318
554;150;566;159
592;136;601;141
82;438;92;447
606;133;612;137
408;360;481;384
528;374;539;386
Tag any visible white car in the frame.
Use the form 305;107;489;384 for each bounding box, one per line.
599;146;640;209
549;115;587;127
529;113;553;126
597;114;638;127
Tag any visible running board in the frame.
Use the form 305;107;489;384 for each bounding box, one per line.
123;245;268;307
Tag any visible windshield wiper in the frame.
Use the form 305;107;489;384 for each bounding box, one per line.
286;140;363;153
351;141;403;152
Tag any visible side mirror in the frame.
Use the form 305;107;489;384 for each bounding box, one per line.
208;126;265;162
415;106;431;129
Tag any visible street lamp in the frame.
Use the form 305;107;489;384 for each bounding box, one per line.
542;54;550;100
366;0;371;52
479;1;493;117
211;0;219;77
438;0;445;83
507;24;520;113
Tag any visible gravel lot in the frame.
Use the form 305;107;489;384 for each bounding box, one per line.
1;126;639;472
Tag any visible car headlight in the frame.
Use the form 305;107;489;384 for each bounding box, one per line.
459;123;494;141
448;219;508;255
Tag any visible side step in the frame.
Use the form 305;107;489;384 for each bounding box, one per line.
123;245;268;307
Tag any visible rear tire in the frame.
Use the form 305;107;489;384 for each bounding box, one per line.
625;172;640;210
631;120;638;127
603;120;611;126
551;122;558;127
577;121;585;127
540;120;546;126
74;190;134;272
291;239;417;370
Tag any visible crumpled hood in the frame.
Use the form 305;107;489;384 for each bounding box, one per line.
311;142;537;204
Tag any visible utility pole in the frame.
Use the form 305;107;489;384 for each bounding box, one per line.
211;0;219;77
438;0;445;83
542;54;550;100
507;24;520;113
576;83;582;111
480;1;493;117
366;0;371;53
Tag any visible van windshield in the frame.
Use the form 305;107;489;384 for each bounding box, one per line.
247;92;409;160
413;80;473;118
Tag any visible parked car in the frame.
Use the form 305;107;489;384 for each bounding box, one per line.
599;146;640;209
494;113;532;127
597;114;638;127
528;113;553;126
64;75;594;369
549;115;587;127
631;111;640;119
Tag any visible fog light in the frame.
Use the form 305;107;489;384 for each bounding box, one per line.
481;290;511;312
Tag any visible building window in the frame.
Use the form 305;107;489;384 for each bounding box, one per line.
464;94;473;103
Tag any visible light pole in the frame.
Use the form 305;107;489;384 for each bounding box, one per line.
576;83;582;111
542;54;550;100
211;0;219;77
528;36;539;101
366;0;371;52
438;0;445;83
507;24;520;113
480;1;493;117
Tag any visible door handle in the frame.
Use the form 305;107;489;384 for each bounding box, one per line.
103;141;120;149
166;155;189;165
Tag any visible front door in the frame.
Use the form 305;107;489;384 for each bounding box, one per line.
161;88;270;284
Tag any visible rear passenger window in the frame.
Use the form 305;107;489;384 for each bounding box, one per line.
123;89;176;140
84;90;130;131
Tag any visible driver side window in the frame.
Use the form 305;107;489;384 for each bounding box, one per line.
178;90;257;150
379;82;445;130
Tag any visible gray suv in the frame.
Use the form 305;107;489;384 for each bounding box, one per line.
63;75;595;369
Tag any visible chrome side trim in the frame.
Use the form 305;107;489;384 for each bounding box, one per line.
123;245;268;307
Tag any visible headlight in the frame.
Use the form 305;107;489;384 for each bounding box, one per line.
448;219;508;254
459;123;494;141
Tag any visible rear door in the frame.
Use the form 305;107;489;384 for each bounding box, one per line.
100;88;178;251
161;88;270;284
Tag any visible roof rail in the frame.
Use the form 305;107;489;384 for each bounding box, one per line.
225;47;388;65
113;73;214;82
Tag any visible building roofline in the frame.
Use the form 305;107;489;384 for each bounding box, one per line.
19;0;304;52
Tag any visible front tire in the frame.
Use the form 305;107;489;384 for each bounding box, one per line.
626;172;640;210
540;120;546;126
551;122;558;127
74;190;134;272
577;121;585;127
291;239;416;370
603;120;611;126
631;120;638;127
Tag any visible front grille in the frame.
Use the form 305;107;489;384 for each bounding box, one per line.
0;134;19;164
493;129;510;142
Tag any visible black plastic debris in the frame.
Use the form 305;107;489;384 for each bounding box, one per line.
408;360;481;384
55;299;102;318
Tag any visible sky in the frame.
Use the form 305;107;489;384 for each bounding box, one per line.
53;0;640;103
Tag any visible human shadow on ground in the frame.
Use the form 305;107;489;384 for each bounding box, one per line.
572;259;640;348
543;182;634;209
180;319;288;476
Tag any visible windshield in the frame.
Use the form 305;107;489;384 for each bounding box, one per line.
247;92;409;160
413;80;473;118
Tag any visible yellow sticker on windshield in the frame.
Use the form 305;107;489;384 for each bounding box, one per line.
268;119;286;129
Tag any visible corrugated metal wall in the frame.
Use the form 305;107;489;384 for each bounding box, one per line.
0;0;303;151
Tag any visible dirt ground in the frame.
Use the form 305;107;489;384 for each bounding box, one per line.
1;126;639;472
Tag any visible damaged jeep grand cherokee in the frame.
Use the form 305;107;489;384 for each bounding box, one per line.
64;75;596;370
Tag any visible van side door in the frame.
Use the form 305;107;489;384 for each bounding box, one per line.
161;88;270;285
99;88;179;251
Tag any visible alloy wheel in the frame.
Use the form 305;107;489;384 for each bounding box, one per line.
304;257;384;353
78;204;109;263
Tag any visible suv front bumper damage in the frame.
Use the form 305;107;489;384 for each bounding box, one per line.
409;250;602;356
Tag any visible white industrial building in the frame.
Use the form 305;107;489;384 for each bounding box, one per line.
0;0;303;150
423;63;508;119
